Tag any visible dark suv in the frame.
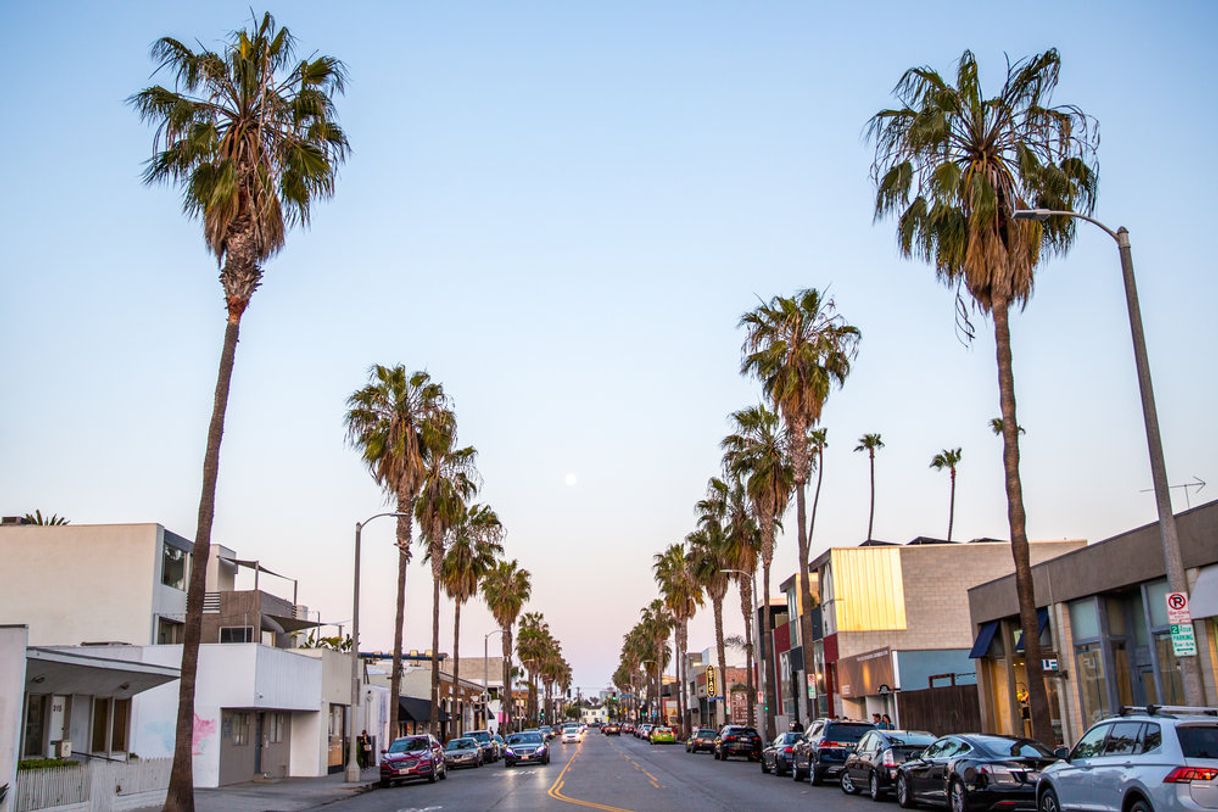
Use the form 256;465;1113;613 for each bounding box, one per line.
714;725;763;762
687;727;718;754
792;718;874;785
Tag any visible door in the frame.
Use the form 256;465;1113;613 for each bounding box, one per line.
850;733;876;784
1053;722;1110;811
1090;722;1142;812
254;713;265;775
907;738;948;800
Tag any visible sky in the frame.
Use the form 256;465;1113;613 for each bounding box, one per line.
2;1;1217;693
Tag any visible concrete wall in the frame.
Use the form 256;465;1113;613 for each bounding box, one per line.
0;525;175;646
0;626;28;812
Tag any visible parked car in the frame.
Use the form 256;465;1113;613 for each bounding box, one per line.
714;725;762;762
380;735;447;786
1037;706;1218;812
792;718;874;785
650;726;677;744
895;733;1057;810
540;725;556;740
467;729;500;763
503;731;551;767
603;722;622;735
637;723;654;740
761;732;804;776
839;729;936;799
443;737;483;769
686;727;718;754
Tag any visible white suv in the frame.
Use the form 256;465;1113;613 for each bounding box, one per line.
1038;705;1218;812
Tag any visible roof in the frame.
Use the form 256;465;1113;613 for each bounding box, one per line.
25;647;180;698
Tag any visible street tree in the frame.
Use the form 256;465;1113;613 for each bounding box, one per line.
854;434;885;541
930;448;964;541
481;559;531;732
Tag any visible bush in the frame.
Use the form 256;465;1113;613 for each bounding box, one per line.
18;758;79;770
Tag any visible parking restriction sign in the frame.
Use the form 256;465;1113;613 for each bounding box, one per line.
1166;592;1192;625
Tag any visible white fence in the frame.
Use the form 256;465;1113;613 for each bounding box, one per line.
14;759;172;812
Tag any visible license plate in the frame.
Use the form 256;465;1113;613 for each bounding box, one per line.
398;768;411;774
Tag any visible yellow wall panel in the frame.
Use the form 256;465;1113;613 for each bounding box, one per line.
831;547;907;632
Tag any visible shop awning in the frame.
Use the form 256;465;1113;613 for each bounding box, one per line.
1190;566;1218;620
398;697;449;723
1014;608;1051;653
969;621;999;659
25;648;180;698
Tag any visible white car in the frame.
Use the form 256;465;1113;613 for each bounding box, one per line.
561;726;583;744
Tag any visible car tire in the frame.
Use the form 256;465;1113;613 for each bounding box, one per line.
761;758;769;774
1127;798;1152;812
1038;787;1061;812
793;763;805;782
504;761;512;769
439;765;447;781
949;779;966;812
842;770;859;795
810;763;823;786
428;771;437;784
869;769;883;801
775;759;787;777
379;778;391;789
897;773;916;809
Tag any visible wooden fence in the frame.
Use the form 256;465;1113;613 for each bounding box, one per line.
895;683;982;736
14;758;172;812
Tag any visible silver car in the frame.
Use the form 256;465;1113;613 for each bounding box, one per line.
443;736;483;769
1038;706;1218;812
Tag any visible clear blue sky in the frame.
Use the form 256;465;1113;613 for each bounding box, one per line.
2;1;1216;691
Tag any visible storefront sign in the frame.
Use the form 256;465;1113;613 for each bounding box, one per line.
1166;592;1192;625
705;665;718;697
1170;622;1197;656
807;673;818;699
1041;658;1059;672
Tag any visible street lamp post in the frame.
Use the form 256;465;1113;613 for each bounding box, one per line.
1013;209;1202;705
483;629;505;733
346;511;411;783
721;568;760;727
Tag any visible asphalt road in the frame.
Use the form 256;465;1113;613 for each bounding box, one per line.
330;731;890;812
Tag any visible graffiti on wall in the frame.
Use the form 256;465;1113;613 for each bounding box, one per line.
192;713;217;756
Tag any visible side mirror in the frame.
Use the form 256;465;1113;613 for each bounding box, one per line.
1053;747;1070;761
380;749;387;755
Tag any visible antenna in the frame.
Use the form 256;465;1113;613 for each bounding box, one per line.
1139;476;1206;510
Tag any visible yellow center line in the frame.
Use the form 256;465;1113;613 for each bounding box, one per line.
546;748;636;812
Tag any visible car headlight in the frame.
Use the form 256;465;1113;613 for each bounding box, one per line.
538;745;547;754
505;747;515;756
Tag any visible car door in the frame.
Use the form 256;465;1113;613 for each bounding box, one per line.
1054;723;1111;811
927;739;965;805
1090;721;1143;812
907;738;948;800
850;732;876;783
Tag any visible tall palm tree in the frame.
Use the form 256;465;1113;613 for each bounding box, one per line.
720;476;760;728
990;417;1025;437
414;419;478;732
740;290;860;724
854;433;885;541
930;448;964;541
131;17;350;806
22;511;69;525
346;366;448;740
689;478;733;725
482;559;531;732
653;542;703;736
868;49;1098;740
722;404;793;739
637;603;672;722
440;503;504;736
808;429;829;546
516;612;550;724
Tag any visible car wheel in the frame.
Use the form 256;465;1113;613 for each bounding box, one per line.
869;769;882;801
1038;787;1061;812
761;758;769;774
897;773;916;809
792;763;804;782
775;759;787;777
842;770;859;795
810;763;823;786
1127;798;1152;812
504;761;512;769
439;764;447;781
428;770;437;784
949;779;966;812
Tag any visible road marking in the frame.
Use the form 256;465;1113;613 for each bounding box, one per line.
546;749;636;811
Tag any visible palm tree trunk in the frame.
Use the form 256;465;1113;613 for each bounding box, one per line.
712;594;727;726
795;482;816;726
429;535;443;734
500;628;512;733
761;557;776;740
676;620;687;736
388;511;413;743
993;297;1052;742
452;601;462;737
739;576;756;728
867;449;876;541
165;314;242;812
947;468;957;542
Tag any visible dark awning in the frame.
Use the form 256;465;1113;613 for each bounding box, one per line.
398;697;449;723
1014;608;1051;653
969;620;1000;659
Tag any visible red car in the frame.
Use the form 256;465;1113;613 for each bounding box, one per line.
603;723;622;735
380;734;448;786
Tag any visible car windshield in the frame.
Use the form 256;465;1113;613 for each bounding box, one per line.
782;733;801;744
698;729;717;737
824;723;872;742
887;732;937;747
1178;726;1218;759
975;736;1054;758
508;733;543;746
388;737;429;754
446;738;476;750
469;732;491;743
563;726;579;732
655;727;671;734
727;727;759;736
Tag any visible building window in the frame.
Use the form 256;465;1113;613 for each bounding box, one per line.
1153;634;1185;704
111;699;130;752
1076;643;1109;725
220;626;254;644
92;698;110;752
231;713;251;746
1069;598;1100;641
89;697;131;754
268;713;286;743
162;543;187;590
157;618;184;644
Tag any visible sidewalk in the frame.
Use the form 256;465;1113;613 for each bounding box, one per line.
139;768;379;812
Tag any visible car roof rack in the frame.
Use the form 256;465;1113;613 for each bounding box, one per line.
1118;705;1218;718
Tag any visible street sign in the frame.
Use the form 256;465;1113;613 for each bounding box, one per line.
1166;592;1192;625
1171;622;1198;657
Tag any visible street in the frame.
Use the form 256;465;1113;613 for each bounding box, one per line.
332;732;874;812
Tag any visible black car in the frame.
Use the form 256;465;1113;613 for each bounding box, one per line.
761;732;803;776
840;729;936;800
503;731;551;768
466;729;499;763
686;727;718;754
714;725;762;762
792;718;874;785
894;734;1058;810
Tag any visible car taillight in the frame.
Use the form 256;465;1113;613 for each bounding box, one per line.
724;735;736;742
882;749;896;767
784;746;794;754
1164;766;1218;783
822;741;850;748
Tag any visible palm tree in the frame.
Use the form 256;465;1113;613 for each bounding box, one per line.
638;603;672;722
808;428;829;546
721;476;761;728
653;542;703;736
346;366;448;740
689;479;732;725
440;503;504;736
516;612;550;724
740;289;860;724
22;511;69;525
414;418;478;732
867;49;1098;740
131;16;350;805
854;434;885;541
481;559;531;732
722;404;793;739
990;417;1026;437
929;448;964;541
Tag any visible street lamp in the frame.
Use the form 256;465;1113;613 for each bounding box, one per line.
346;511;411;783
483;629;505;732
1013;208;1202;705
721;568;760;727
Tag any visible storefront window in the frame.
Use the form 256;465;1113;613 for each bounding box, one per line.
1145;580;1171;627
1112;641;1134;707
1076;643;1109;725
1069;598;1100;641
1153;634;1185;704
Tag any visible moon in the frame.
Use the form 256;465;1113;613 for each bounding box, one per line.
564;473;578;487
